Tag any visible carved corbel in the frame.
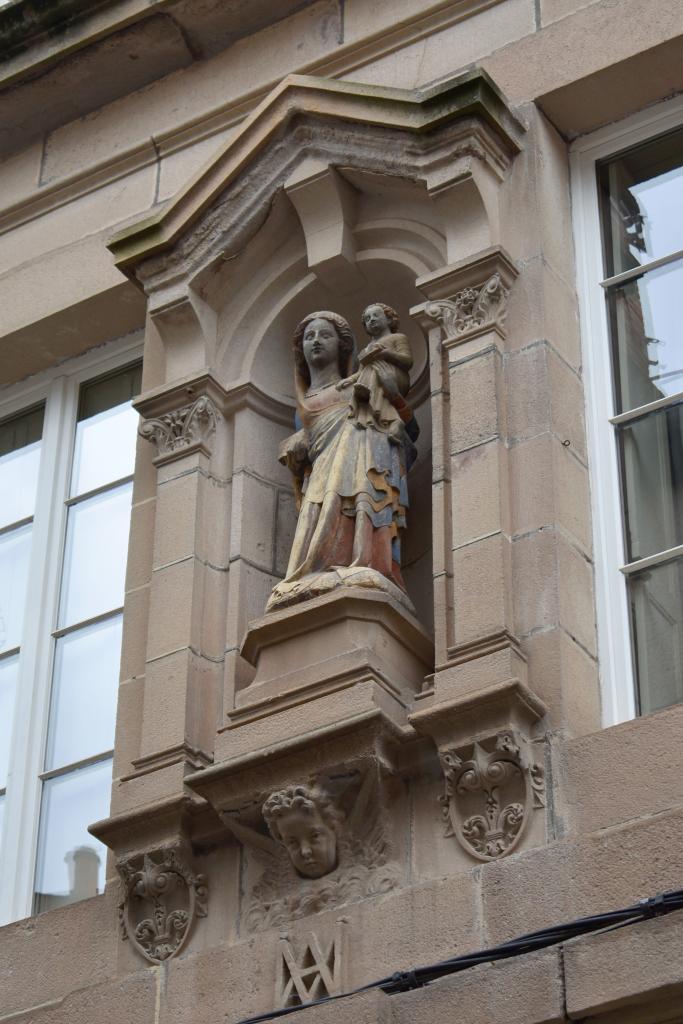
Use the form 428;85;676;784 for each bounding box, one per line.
439;730;544;862
188;749;403;933
117;844;208;963
410;679;547;862
284;158;364;294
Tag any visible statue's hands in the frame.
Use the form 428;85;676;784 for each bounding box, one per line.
278;430;309;476
335;372;358;391
359;341;384;365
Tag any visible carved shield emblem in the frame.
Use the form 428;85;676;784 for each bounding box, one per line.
117;848;208;964
439;732;544;862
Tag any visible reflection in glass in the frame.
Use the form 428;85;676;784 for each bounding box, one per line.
608;260;683;412
0;524;31;654
71;363;142;498
599;126;683;276
0;441;42;530
58;483;132;628
620;403;683;562
33;758;112;914
46;616;121;772
71;404;139;498
629;557;683;715
0;654;18;789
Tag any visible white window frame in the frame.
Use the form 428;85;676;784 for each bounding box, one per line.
571;94;683;728
0;332;143;926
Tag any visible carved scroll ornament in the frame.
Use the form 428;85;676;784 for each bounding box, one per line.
425;272;509;339
117;847;208;963
139;395;220;457
439;731;544;862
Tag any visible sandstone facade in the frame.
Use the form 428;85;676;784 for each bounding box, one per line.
1;2;683;1023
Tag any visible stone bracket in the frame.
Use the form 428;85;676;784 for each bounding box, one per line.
116;841;208;964
186;727;406;932
285;158;364;294
410;679;547;862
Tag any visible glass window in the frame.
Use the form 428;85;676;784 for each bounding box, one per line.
31;361;141;916
0;349;141;926
0;406;44;871
597;125;683;717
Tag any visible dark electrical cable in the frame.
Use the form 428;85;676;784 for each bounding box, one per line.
236;887;683;1024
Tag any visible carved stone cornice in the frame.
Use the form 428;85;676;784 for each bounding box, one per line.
409;678;546;751
107;70;524;291
411;245;518;347
135;371;294;429
135;370;295;464
117;844;208;963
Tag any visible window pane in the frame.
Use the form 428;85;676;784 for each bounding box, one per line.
0;524;31;654
600;126;683;276
608;259;683;413
0;654;18;789
45;616;121;772
0;406;44;531
34;758;112;914
71;364;141;497
77;364;142;422
629;557;683;715
620;403;683;562
58;483;132;628
71;404;140;498
0;404;43;457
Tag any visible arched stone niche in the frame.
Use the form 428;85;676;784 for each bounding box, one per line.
197;172;444;666
113;70;524;769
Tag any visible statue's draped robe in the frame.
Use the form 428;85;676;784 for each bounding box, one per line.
279;383;412;595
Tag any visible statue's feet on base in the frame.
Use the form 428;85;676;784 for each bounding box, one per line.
266;566;415;615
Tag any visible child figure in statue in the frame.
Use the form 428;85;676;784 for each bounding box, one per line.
339;303;413;443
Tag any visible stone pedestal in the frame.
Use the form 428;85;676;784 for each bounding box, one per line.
216;588;434;759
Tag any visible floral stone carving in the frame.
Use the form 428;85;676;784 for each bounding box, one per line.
439;731;544;862
223;773;400;931
425;272;509;339
117;847;208;963
139;395;220;458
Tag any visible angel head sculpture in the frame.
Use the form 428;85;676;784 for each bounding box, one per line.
262;784;344;879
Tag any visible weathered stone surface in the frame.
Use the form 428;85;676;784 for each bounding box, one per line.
0;893;118;1017
564;912;683;1019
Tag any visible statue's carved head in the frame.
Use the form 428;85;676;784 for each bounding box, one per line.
361;302;399;337
292;311;356;387
263;784;344;879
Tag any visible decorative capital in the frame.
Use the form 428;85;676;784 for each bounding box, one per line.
117;845;208;963
425;271;510;342
411;245;518;348
438;730;544;862
139;394;220;464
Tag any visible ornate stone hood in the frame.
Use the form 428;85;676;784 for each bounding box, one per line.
108;68;525;292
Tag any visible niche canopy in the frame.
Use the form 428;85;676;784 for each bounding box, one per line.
108;68;524;288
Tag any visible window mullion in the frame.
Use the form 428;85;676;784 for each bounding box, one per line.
0;376;79;925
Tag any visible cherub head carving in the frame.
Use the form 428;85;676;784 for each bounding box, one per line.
262;784;344;879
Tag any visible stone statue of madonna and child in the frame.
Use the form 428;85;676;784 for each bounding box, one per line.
267;302;419;613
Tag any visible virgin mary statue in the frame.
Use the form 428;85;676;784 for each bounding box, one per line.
267;309;418;612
